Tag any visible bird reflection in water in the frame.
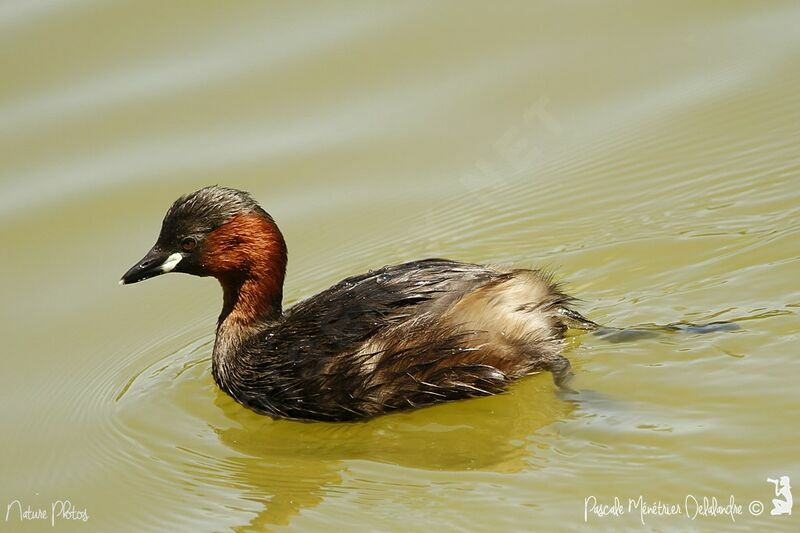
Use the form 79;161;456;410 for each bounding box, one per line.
207;375;576;530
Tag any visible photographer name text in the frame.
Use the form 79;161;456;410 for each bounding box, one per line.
584;494;765;525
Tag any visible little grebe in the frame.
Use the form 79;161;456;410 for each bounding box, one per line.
121;186;597;421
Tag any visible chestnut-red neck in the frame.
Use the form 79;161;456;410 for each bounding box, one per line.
203;213;287;327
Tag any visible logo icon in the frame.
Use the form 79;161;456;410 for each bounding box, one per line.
767;476;792;516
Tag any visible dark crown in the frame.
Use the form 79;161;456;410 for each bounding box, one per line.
162;186;268;235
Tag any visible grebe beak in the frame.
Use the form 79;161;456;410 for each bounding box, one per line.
120;246;183;285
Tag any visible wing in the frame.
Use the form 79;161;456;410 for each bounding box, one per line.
244;259;503;419
274;258;501;357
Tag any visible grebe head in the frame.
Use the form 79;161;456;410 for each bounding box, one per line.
120;186;286;290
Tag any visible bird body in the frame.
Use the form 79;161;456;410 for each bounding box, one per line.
121;186;593;421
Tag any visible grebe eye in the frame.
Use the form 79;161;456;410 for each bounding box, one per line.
181;237;197;252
